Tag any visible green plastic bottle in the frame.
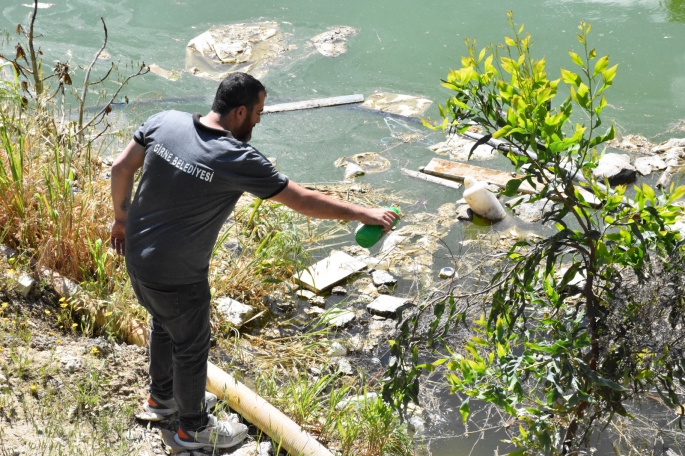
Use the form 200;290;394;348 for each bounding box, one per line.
355;206;400;248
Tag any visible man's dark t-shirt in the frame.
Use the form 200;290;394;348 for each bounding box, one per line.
125;110;288;285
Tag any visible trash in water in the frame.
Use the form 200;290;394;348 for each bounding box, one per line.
430;134;498;161
148;64;181;81
439;267;456;279
383;117;433;145
186;22;288;81
463;177;506;222
309;26;357;57
343;163;365;180
362;93;433;118
334;152;392;174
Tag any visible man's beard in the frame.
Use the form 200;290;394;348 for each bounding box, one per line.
233;114;253;142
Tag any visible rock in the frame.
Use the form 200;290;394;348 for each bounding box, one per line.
222;238;243;257
215;297;256;328
336;358;353;376
15;273;34;297
507;195;557;223
309;296;326;307
331;286;347;295
0;245;17;259
592;153;637;184
296;289;316;300
456;204;473;221
160;429;188;454
310;26;357;57
652;137;685;153
40;268;79;298
439;267;456;279
377;284;391;294
367;295;410;318
258;441;273;456
60;355;83;374
408;414;426;434
342;245;370;257
634;155;667;176
347;335;364;353
355;294;374;304
303;306;325;317
663;147;685;166
344;163;365;180
148;64;181;81
327;341;347;357
325;308;356;328
371;270;397;287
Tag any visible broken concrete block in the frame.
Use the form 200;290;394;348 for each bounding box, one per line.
325;308;356;328
296;289;316;300
215;297;256;328
367;295;410;318
296;251;367;293
309;296;326;307
634;155;667;176
371;270;397;287
39;268;79;298
15;273;34;297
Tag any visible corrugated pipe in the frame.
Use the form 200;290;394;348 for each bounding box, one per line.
51;272;333;456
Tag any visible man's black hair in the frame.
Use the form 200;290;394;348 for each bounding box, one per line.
211;72;267;116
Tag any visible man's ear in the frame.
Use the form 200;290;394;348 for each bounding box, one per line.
234;105;247;122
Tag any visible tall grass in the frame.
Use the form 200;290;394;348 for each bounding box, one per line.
0;63;120;291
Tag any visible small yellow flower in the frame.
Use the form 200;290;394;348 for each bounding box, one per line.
1;302;8;308
56;340;62;345
49;332;55;336
60;303;68;308
2;318;8;322
44;310;51;315
59;297;66;303
29;385;37;394
71;323;78;328
104;311;113;317
91;347;100;355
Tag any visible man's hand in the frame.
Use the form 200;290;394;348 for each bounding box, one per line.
358;208;400;233
110;219;126;256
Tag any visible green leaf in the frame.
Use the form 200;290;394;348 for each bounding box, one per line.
506;449;528;456
602;64;618;83
459;397;471;423
560;68;581;87
594;55;609;77
505;36;516;47
667;185;685;204
568;51;585;68
502;178;523;196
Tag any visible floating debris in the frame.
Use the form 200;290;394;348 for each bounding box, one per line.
335;152;391;175
362;94;432;118
343;163;365;180
309;26;357;57
430;134;498;161
148;64;181;81
186;22;287;80
22;3;54;8
439;267;456;279
383;117;431;144
295;251;367;293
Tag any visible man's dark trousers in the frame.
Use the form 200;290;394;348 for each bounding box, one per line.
129;272;211;431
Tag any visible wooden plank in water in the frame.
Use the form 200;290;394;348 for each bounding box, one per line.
423;158;601;207
295;251;367;293
263;94;364;114
401;168;462;190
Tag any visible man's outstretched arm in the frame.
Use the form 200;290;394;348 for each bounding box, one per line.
110;139;145;256
270;181;399;232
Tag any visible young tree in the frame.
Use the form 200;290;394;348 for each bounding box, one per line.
384;13;685;455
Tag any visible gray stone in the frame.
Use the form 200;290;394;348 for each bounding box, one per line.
309;296;326;307
652;137;685;153
327;341;347;357
15;273;34;297
663;147;685;166
296;289;316;300
325;308;356;328
377;284;391;294
367;295;410;318
634;155;667;176
310;26;357;57
592;153;637;184
0;245;17;259
456;204;473;221
303;306;325;317
60;355;83;374
331;286;347;295
507;195;557;223
336;358;353;376
215;297;256;328
371;270;397;287
258;442;273;456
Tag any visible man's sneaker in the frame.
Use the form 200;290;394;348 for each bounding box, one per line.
143;392;218;417
174;414;248;449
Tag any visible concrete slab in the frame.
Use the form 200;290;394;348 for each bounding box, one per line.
295;251;367;293
367;295;410;318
